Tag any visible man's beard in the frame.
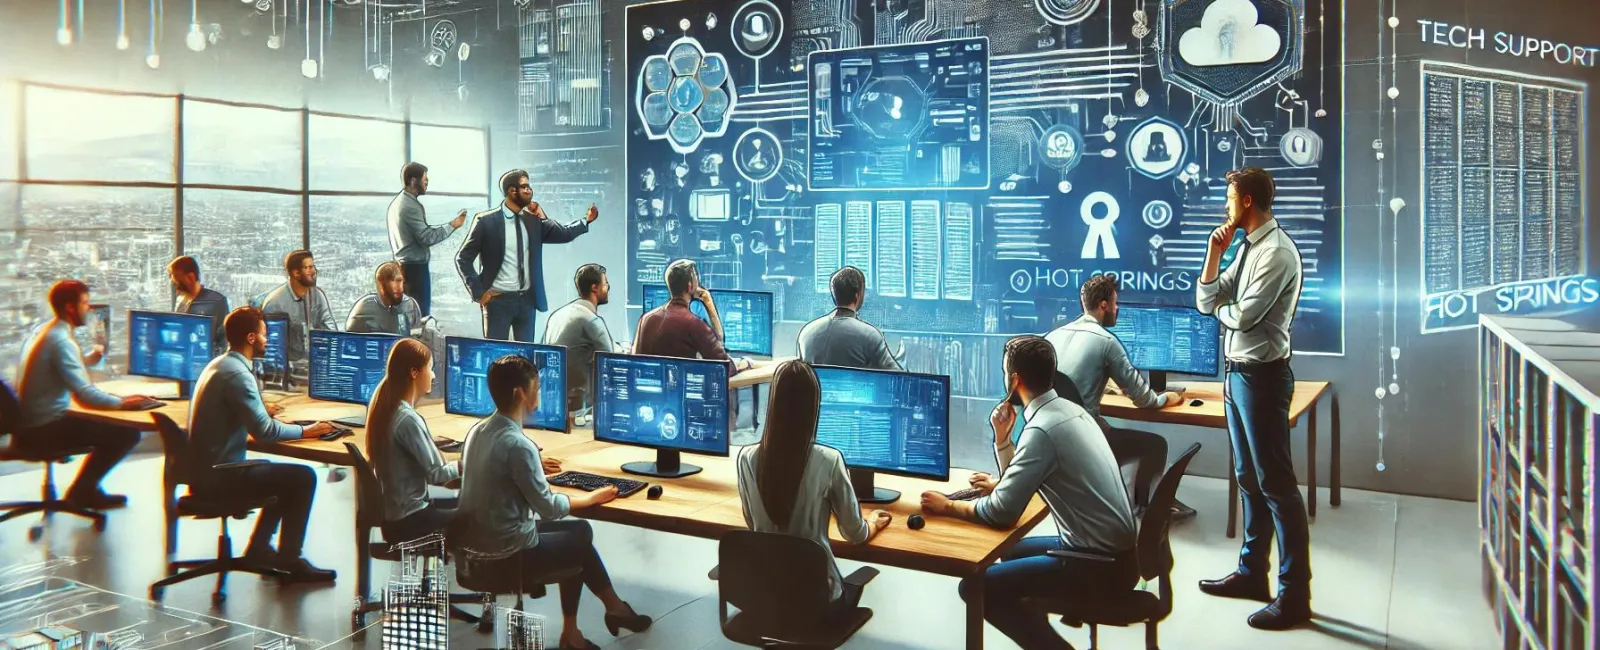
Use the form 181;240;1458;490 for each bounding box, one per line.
299;276;317;288
596;294;610;306
1102;311;1118;328
383;290;404;305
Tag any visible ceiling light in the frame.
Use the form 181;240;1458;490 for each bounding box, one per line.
116;34;131;49
146;54;161;68
186;23;207;51
57;28;73;45
301;58;319;78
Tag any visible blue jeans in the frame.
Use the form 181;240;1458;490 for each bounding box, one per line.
482;290;539;342
1225;359;1311;596
959;537;1138;650
401;262;432;316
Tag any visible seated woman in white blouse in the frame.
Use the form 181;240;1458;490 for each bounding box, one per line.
365;338;459;543
735;359;893;607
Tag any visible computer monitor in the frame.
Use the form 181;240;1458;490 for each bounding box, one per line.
308;330;401;425
592;351;731;478
74;304;110;372
639;284;774;356
127;310;213;399
814;365;951;504
443;336;569;433
1105;303;1222;392
255;314;290;389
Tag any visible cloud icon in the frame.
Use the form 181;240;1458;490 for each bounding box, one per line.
1178;0;1282;67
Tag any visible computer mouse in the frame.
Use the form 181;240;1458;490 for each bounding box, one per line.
1189;399;1204;407
907;514;926;530
647;485;664;500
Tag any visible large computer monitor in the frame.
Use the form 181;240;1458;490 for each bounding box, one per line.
593;352;731;478
74;303;110;372
255;314;290;389
814;365;951;504
1105;303;1221;392
308;330;401;425
127;310;213;399
639;284;774;357
443;336;569;433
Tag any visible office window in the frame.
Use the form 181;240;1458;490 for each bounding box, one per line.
308;195;392;320
11;185;174;372
0;81;16;180
183;100;302;189
25;87;175;183
408;125;489;195
418;194;488;335
308;115;404;192
182;189;303;306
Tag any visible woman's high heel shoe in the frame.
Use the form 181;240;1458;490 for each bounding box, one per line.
604;605;653;636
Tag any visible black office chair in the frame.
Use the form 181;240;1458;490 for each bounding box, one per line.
444;518;582;633
1022;442;1202;649
1054;370;1086;407
149;412;283;603
709;530;878;649
343;442;482;628
0;380;106;540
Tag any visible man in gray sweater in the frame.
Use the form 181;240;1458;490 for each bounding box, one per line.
388;162;468;317
259;250;337;367
796;266;901;371
346;261;423;336
920;336;1137;650
541;263;620;413
186;307;339;582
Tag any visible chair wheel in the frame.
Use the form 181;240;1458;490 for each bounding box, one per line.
27;525;43;542
212;591;226;605
93;517;107;532
352;613;366;629
150;586;164;601
477;603;495;633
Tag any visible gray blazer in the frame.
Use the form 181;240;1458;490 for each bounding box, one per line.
388;191;459;264
795;308;901;371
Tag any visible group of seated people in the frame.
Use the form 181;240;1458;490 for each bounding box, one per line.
11;245;1195;649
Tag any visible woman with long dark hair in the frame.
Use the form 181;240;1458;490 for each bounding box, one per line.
735;360;892;605
366;338;458;543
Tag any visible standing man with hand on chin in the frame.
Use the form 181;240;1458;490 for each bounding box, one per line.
1194;167;1311;630
456;169;596;343
388;162;468;317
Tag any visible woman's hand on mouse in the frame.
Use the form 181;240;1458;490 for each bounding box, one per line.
1162;391;1184;408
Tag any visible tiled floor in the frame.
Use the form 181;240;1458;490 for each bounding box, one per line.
0;455;1498;649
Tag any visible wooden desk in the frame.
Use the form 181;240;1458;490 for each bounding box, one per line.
552;443;1049;649
727;356;797;390
1100;380;1339;538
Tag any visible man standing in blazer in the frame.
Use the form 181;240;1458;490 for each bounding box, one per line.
388;162;468;316
456;169;597;342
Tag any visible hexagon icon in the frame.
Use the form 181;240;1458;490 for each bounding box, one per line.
634;37;740;154
1126;117;1185;179
1158;0;1301;105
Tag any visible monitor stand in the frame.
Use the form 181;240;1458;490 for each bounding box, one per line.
850;467;900;505
621;449;702;479
1148;371;1169;393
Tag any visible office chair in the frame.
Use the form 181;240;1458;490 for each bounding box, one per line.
0;379;107;540
148;413;284;603
709;530;877;649
343;442;483;628
445;519;581;633
1022;442;1203;650
1053;370;1086;407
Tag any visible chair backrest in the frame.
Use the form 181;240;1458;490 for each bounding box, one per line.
1052;371;1086;407
150;413;194;490
0;379;21;436
718;530;838;632
343;442;387;532
1137;442;1201;580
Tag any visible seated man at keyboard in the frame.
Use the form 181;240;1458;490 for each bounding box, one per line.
920;336;1138;650
187;307;339;582
1044;274;1191;518
736;360;892;609
455;355;652;650
13;280;155;510
346;261;424;336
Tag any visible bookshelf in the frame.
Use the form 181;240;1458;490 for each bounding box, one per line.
1480;314;1599;650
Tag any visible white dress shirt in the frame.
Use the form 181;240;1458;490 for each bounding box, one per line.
491;204;530;294
1195;218;1303;363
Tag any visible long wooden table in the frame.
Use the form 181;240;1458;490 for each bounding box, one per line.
1100;380;1340;538
73;376;1046;649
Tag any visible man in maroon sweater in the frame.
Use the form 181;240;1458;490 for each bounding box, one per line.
633;259;753;375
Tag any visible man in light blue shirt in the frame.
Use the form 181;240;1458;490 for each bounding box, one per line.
345;261;423;336
186;307;338;583
388;162;467;316
453;355;649;649
13;281;153;510
920;336;1137;650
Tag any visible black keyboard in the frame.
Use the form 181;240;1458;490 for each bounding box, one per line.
318;427;354;441
434;437;464;453
945;488;984;501
548;472;647;498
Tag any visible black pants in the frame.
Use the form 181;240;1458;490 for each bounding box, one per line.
1104;427;1168;507
959;537;1139;650
1226;359;1311;596
15;418;140;497
401;261;432;316
198;463;316;558
519;519;614;616
383;498;457;545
